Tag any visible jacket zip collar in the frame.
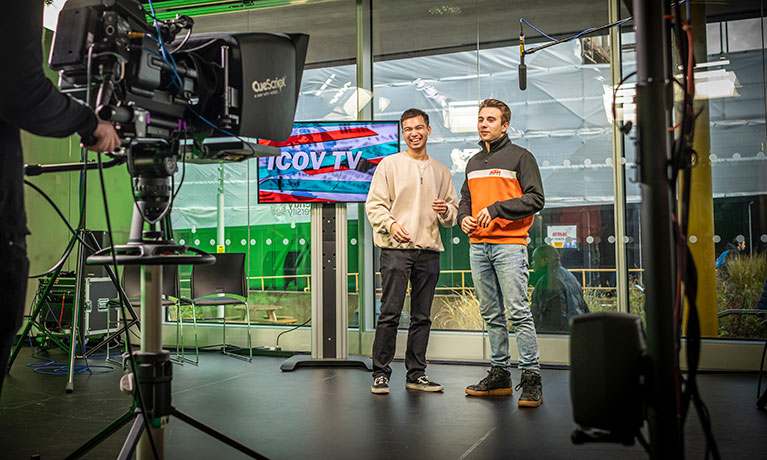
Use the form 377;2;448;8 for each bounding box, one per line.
477;133;510;155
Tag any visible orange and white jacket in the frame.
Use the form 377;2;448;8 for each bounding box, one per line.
458;134;544;245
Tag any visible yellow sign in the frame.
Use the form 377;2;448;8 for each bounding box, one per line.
216;245;225;253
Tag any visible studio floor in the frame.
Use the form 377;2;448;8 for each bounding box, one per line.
1;345;765;460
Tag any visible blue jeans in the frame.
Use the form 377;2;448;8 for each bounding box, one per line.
470;243;540;373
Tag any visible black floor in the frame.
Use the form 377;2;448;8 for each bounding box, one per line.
1;346;766;460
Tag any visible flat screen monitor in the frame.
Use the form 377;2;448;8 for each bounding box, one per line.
256;121;400;203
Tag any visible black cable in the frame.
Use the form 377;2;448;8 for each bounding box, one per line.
171;129;188;203
668;4;720;457
28;238;76;279
275;317;312;348
97;153;160;460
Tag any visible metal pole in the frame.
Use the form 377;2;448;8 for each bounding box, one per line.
335;205;349;359
137;265;165;460
217;164;225;252
356;0;374;336
682;3;718;336
633;0;683;457
609;0;629;313
749;201;754;256
66;232;87;393
310;204;324;359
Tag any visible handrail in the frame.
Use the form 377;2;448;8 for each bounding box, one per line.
180;267;645;297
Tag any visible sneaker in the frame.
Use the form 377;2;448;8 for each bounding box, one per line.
465;366;513;396
405;375;444;392
371;375;389;394
516;370;543;407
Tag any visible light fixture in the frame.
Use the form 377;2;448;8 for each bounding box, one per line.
445;101;479;133
693;68;740;100
602;60;739;124
428;5;462;15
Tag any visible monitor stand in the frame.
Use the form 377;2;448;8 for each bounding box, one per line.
281;203;372;371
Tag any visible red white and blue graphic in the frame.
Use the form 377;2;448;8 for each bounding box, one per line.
257;121;400;203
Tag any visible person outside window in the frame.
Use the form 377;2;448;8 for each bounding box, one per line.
529;245;590;332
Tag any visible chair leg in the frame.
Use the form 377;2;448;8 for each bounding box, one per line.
175;303;184;365
245;302;252;361
222;308;228;356
221;304;251;362
165;303;184;366
189;303;199;365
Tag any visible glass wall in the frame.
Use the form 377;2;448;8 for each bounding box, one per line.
621;11;767;339
371;0;628;334
166;0;766;343
707;16;767;339
170;1;358;327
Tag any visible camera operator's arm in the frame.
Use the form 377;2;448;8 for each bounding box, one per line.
0;2;119;152
84;120;121;153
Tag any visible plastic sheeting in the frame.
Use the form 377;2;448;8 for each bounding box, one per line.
172;40;766;230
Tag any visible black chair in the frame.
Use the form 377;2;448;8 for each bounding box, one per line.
120;265;196;365
190;253;252;361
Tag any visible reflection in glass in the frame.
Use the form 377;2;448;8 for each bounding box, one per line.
529;245;590;332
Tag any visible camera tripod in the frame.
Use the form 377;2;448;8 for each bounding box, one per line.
65;206;268;460
9;158;140;393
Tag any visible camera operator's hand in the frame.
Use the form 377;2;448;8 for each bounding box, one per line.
83;119;120;153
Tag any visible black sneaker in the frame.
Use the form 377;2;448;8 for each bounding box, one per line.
371;375;389;394
515;370;543;407
465;366;513;396
406;375;444;392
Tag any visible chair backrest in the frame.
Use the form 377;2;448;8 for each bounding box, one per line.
190;253;246;299
122;265;180;299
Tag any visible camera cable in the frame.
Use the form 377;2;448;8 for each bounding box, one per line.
97;151;161;460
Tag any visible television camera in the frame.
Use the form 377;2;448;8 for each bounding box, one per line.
48;0;308;265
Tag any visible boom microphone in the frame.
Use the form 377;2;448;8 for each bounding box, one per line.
519;26;527;91
519;55;527;91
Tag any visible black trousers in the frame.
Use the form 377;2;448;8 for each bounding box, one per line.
372;249;440;381
0;235;28;394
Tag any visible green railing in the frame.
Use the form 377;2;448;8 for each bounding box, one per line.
179;267;643;297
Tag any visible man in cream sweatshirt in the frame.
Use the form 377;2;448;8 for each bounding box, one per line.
365;108;459;394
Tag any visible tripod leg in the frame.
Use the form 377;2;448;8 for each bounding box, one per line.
7;299;44;372
85;318;139;358
172;408;269;459
66;231;88;393
7;235;78;372
83;238;141;358
117;414;147;460
64;409;136;460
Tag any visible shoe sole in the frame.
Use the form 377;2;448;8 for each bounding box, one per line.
465;387;513;396
405;383;444;392
371;387;389;394
518;396;543;407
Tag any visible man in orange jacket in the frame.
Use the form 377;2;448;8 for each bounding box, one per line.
458;98;544;407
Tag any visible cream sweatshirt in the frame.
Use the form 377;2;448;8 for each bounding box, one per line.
365;152;459;251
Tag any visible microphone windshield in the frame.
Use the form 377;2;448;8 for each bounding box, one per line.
519;62;527;91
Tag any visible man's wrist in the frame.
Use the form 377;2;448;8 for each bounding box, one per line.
76;110;99;138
